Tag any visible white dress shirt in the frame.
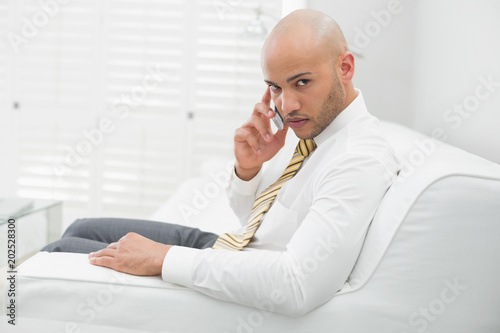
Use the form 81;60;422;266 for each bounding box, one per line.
162;90;400;316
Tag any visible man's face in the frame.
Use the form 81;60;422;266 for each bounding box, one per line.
262;33;347;139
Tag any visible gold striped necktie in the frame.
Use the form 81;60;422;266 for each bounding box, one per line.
213;139;317;251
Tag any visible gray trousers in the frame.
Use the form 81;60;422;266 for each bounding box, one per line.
41;218;219;254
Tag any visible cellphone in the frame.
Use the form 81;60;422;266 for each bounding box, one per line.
272;106;284;130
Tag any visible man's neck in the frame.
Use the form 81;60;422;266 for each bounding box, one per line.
343;83;357;110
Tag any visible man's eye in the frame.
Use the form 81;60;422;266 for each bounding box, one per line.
269;84;280;91
297;79;310;86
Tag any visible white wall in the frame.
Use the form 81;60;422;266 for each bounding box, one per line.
411;0;500;164
309;0;418;127
309;0;500;164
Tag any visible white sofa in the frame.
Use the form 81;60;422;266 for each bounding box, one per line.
6;122;500;333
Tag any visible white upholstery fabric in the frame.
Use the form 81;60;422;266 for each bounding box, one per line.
149;159;238;235
12;122;500;332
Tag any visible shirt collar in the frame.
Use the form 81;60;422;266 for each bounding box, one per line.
313;88;368;147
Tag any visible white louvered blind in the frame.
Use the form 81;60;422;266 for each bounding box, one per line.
0;3;12;195
4;0;282;224
12;0;100;222
0;2;8;109
97;0;188;217
190;1;282;169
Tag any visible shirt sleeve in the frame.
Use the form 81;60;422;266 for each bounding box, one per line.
162;154;398;317
225;165;264;226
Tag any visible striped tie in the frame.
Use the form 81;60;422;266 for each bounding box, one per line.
213;139;317;251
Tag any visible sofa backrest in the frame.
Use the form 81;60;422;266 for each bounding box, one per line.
334;121;500;330
345;121;500;291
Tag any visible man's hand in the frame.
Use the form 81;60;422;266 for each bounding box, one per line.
234;87;288;180
88;232;171;276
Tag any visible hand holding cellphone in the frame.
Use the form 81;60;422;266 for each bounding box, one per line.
271;106;284;130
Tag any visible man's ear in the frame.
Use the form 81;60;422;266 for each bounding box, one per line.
338;52;355;84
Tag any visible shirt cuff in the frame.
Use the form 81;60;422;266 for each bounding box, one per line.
161;245;199;287
229;165;263;196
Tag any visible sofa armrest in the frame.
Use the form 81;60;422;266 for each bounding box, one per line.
17;252;263;332
17;252;391;333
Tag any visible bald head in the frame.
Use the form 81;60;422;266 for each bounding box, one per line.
263;9;348;63
260;10;356;139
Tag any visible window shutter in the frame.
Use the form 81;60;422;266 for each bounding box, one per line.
0;2;12;194
6;0;282;223
96;0;189;217
0;2;10;110
189;1;283;171
12;0;101;222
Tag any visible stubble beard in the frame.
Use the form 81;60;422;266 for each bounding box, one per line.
307;74;346;139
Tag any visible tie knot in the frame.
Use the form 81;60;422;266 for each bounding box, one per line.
297;139;317;157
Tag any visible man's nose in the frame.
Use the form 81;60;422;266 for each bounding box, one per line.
280;90;301;117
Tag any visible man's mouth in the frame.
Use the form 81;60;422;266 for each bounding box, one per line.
286;117;309;128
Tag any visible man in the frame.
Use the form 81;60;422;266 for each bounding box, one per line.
43;9;399;316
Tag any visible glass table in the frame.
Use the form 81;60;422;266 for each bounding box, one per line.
0;198;63;265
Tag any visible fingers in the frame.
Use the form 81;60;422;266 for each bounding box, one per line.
235;87;286;151
235;126;261;154
251;91;276;143
89;255;116;269
89;247;114;259
233;87;286;175
274;122;289;141
261;86;272;106
88;245;122;270
88;237;124;261
88;232;135;259
252;114;273;143
88;236;170;276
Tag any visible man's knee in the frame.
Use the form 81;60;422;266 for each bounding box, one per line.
41;237;106;254
41;237;78;253
62;218;93;238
